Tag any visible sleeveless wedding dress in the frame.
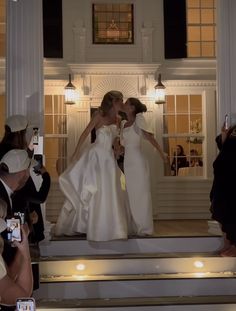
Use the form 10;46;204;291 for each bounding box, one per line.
55;124;128;241
121;113;154;235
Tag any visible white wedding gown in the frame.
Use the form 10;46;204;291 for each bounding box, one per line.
55;125;128;241
121;113;154;235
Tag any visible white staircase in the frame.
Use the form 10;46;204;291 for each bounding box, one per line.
33;235;236;310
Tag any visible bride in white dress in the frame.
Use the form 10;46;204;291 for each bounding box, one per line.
55;91;128;241
120;98;167;236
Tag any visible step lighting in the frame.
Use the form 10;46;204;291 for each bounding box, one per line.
194;260;204;268
76;263;86;271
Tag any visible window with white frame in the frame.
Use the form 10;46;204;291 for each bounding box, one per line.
187;0;216;58
163;94;204;176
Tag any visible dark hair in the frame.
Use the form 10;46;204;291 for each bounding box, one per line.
99;90;123;116
127;97;147;115
176;144;185;156
0;126;28;150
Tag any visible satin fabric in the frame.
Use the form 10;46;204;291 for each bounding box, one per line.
55;125;128;241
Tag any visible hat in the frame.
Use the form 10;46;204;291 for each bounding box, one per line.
0;149;37;173
0;218;7;233
5;115;28;132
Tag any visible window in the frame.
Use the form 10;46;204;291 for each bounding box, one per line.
163;0;216;59
44;95;67;180
163;94;204;176
92;3;134;44
187;0;216;57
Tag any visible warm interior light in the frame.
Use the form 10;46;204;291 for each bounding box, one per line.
154;74;166;104
64;74;77;105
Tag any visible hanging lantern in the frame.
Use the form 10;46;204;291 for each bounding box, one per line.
64;74;76;105
154;74;166;104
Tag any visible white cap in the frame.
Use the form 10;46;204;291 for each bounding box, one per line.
0;149;37;173
5;115;28;132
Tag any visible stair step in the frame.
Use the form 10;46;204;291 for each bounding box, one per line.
39;236;222;257
39;254;236;277
33;278;236;300
35;296;236;311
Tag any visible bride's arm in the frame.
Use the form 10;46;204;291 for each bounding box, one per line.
142;130;168;162
71;112;100;161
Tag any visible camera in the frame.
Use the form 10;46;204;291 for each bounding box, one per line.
16;297;36;311
33;154;43;174
6;218;21;242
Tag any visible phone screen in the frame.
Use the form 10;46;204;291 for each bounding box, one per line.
16;298;35;311
32;127;39;145
33;154;43;173
6;218;21;242
225;114;229;130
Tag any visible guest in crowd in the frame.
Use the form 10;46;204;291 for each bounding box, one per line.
171;144;188;175
0;198;33;308
189;149;203;167
0;149;36;265
0;114;51;244
0;115;51;290
210;122;236;256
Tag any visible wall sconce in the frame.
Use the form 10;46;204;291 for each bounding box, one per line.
64;74;76;105
154;74;166;104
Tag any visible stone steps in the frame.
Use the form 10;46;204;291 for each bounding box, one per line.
35;296;236;311
33;234;236;310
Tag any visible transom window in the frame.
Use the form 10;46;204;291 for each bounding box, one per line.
92;3;134;44
187;0;216;57
163;94;204;177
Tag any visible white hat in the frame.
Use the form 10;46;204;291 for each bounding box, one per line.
5;115;28;132
0;149;37;173
0;218;7;233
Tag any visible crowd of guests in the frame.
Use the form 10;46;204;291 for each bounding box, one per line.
0;115;51;308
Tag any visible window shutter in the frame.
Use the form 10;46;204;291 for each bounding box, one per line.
43;0;63;58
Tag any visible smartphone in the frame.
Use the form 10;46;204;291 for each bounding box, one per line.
6;218;21;242
16;297;36;311
225;114;229;130
32;127;39;145
33;154;43;174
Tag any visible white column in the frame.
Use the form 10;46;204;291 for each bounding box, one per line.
6;0;44;130
216;0;236;129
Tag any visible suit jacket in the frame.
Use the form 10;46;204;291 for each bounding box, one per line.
12;172;51;243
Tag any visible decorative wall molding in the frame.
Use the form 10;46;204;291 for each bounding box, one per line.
69;63;161;75
165;80;216;87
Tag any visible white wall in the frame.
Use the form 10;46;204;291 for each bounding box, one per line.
62;0;164;63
